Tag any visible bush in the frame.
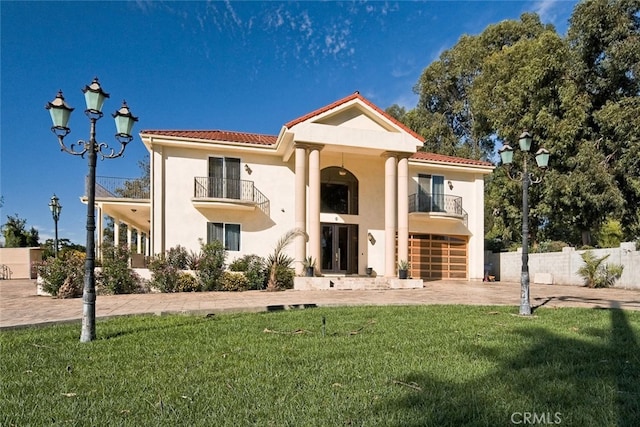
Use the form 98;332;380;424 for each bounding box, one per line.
36;250;85;297
166;245;189;269
175;272;200;292
274;265;295;289
596;219;623;248
535;241;569;253
98;245;143;295
577;251;624;288
148;255;180;293
197;240;227;291
229;254;266;290
219;271;250;291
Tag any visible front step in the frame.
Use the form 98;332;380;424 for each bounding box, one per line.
294;276;423;290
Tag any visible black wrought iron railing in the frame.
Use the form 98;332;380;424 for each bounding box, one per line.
194;177;270;215
408;193;464;219
88;176;150;199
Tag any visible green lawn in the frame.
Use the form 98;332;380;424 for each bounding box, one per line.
1;305;639;426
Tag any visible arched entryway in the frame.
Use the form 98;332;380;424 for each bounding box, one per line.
320;167;359;274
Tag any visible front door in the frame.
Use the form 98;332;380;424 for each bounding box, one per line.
321;224;358;274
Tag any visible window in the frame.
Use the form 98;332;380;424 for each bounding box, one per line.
208;157;241;199
418;174;445;212
207;222;240;251
320;167;358;215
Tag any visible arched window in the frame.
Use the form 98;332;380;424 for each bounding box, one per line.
320;167;358;215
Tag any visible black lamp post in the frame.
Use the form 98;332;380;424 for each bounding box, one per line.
498;131;550;316
48;194;62;257
46;78;138;342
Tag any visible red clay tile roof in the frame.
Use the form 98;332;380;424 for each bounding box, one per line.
285;92;425;142
141;95;493;168
411;151;494;167
140;129;277;145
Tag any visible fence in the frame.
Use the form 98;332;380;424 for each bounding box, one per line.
486;242;639;289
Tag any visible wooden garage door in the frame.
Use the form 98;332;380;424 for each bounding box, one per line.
408;234;468;280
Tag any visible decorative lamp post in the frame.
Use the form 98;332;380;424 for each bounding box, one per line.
498;131;550;316
46;78;138;342
48;194;62;257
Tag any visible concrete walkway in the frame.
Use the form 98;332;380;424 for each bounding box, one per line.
2;279;639;330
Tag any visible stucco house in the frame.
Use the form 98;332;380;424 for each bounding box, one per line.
93;92;494;282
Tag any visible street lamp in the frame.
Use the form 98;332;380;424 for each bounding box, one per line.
48;194;62;257
498;130;550;316
46;78;138;342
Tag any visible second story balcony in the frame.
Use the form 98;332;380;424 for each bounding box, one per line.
90;176;150;199
193;177;270;216
408;193;468;226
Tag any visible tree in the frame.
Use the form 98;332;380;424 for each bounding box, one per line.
401;4;639;248
568;0;640;239
1;214;39;247
410;13;552;160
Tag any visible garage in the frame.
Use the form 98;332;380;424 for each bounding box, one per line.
408;234;468;280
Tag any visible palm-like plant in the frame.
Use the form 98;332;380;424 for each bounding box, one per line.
577;251;624;288
265;228;306;291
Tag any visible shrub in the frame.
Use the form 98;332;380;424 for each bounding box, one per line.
36;250;85;297
197;240;227;291
535;241;569;253
596;219;623;248
265;229;304;291
577;251;624;288
97;245;143;295
148;255;180;293
274;265;295;289
186;250;202;270
229;254;266;290
175;272;200;292
219;271;250;291
166;245;189;269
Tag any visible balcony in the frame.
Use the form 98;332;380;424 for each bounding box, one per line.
193;177;270;216
408;193;468;226
89;176;150;199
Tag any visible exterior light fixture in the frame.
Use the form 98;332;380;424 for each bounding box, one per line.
46;77;138;342
48;194;62;257
498;130;550;316
339;153;347;176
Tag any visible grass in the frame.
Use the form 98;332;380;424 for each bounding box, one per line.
1;305;639;426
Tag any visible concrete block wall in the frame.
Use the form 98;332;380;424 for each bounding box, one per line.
486;242;639;289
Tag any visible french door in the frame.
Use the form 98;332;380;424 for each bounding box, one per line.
208;157;241;199
321;224;358;274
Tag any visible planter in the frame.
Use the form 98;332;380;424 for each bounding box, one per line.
398;269;408;279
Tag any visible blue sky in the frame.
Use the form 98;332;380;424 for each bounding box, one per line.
1;0;578;245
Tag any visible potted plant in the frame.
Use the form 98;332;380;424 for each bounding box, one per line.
397;260;410;279
303;256;316;277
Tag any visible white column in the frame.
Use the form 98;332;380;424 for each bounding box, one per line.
294;145;307;275
308;146;322;270
397;156;409;268
114;219;120;247
384;153;397;277
136;228;142;254
127;225;132;250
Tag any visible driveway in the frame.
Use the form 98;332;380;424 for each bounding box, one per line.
1;279;639;329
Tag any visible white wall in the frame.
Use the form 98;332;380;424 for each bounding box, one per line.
487;242;639;289
152;144;487;278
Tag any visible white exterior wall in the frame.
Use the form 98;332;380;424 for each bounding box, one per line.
151;144;488;278
407;163;487;280
157;145;297;261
